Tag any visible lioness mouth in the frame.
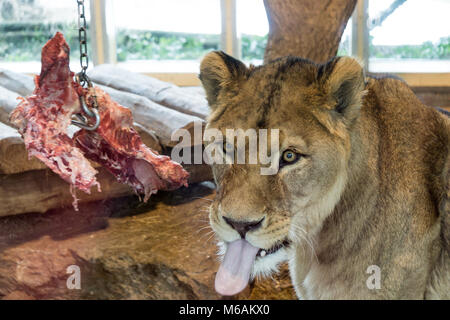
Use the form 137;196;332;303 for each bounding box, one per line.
215;238;290;296
257;239;291;258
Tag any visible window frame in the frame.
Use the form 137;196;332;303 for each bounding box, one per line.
3;0;448;87
89;0;233;86
134;0;447;87
351;0;450;87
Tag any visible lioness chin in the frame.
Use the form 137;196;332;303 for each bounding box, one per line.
199;51;449;300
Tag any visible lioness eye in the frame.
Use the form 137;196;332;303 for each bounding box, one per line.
280;149;300;167
223;142;233;154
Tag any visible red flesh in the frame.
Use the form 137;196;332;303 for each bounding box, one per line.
10;32;189;209
74;87;189;201
10;32;100;205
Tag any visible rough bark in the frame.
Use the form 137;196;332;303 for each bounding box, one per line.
0;121;162;175
0;122;47;173
0;161;212;216
89;65;209;119
0;167;131;216
0;69;207;148
0;68;34;97
98;84;204;147
0;85;20;125
263;0;357;63
0;70;212;216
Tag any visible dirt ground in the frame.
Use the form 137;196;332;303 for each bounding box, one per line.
0;182;296;300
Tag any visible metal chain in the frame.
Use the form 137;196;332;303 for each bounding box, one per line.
71;0;100;131
77;0;89;83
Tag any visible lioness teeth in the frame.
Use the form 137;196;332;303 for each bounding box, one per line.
260;250;267;257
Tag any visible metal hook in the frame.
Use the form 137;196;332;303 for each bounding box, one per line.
71;72;100;131
71;95;100;131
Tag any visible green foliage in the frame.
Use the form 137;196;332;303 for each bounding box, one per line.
369;36;450;59
337;36;350;56
116;29;220;61
117;30;267;62
240;33;267;61
0;22;91;62
0;22;448;64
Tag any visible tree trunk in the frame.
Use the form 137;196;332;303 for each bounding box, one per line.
263;0;357;63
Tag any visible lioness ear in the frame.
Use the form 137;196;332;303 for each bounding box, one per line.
319;57;366;121
199;51;248;108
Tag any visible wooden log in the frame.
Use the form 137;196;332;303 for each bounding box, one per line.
0;120;162;175
0;120;210;216
0;86;80;135
0;122;46;174
0;85;21;126
0;68;34;97
98;84;204;147
0;82;163;174
0;69;211;216
0;161;212;216
132;122;162;153
0;121;96;174
185;164;213;184
0;167;133;216
89;64;209;119
179;86;206;97
0;69;204;148
0;69;209;114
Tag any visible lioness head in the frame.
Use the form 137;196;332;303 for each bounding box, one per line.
199;51;366;296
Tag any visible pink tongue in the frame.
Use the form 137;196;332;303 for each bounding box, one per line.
215;239;259;296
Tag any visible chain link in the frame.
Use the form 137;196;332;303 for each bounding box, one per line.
77;0;89;82
71;0;100;131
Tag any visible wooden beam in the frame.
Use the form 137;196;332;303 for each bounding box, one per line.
352;0;368;69
221;0;239;58
89;0;117;65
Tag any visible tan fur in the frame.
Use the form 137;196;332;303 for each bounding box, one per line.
200;51;449;299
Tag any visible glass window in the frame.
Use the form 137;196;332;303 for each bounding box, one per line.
0;0;90;73
237;0;268;65
338;18;352;57
112;0;221;73
368;0;450;73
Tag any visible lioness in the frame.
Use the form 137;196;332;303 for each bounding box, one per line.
199;51;449;299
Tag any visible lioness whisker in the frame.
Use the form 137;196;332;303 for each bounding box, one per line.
192;197;213;202
195;225;213;234
290;224;318;262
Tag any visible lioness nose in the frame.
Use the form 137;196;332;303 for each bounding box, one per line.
223;216;264;238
